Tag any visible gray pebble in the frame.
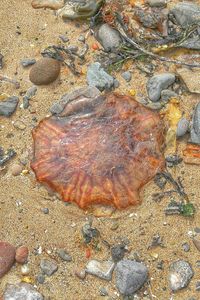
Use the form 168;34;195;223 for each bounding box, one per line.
176;118;189;138
194;227;200;233
57;249;72;262
40;259;58;276
161;89;178;102
78;35;85;43
3;283;43;300
147;0;167;7
190;102;200;145
169;260;194;291
182;242;190;252
41;207;49;214
85;260;115;281
20;58;36;67
113;79;120;88
196;281;200;291
111;244;126;262
97;23;122;52
36;274;45;284
87;62;114;91
23;86;37;109
170;2;200;28
59;35;69;43
147;73;176;102
67;45;78;53
115;260;148;295
99;287;108;296
0;96;19;117
121;71;132;82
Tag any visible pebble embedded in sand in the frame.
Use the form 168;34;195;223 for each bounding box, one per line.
31;0;64;10
29;58;61;85
15;246;29;264
0;241;16;278
10;163;23;176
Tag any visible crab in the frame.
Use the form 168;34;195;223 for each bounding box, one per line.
31;91;165;209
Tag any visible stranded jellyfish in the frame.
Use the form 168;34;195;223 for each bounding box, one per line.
31;91;165;209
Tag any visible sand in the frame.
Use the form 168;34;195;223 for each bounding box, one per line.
1;1;200;299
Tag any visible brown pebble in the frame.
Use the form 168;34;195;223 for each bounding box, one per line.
15;246;29;264
74;268;86;280
29;58;60;85
0;241;16;278
31;0;64;10
10;164;23;176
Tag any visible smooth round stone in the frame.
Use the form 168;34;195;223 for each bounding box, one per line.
0;241;16;278
29;58;61;85
10;164;23;176
15;246;29;264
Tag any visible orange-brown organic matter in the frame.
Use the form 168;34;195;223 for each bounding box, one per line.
31;93;165;209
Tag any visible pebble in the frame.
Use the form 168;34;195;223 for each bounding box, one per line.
3;283;44;300
190;102;200;145
169;260;194;292
177;68;200;94
146;73;176;102
87;62;114;91
21;264;30;275
29;58;61;85
40;259;58;276
0;96;19;117
15;246;29;264
57;249;72;262
196;281;200;291
180;36;200;50
115;260;148;295
99;287;108;296
161;89;178;102
13;120;26;130
97;23;122;52
59;35;69;43
121;71;132;82
78;35;85;43
36;273;45;284
31;0;64;10
113;79;120;89
147;0;167;7
20;58;36;67
111;244;126;262
82;222;100;244
176;118;189;138
23;86;37;109
0;241;16;278
10;163;23;176
85;260;115;281
182;243;190;252
41;207;49;214
170;2;200;28
67;45;78;53
74;268;86;280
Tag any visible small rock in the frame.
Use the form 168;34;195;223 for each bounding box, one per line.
0;96;19;117
121;71;132;82
111;244;126;262
177;68;200;94
182;243;190;252
115;260;148;295
190;102;200;145
41;207;49;214
59;35;69;43
169;260;194;291
23;86;37;109
161;89;178;102
57;249;72;262
85;260;115;281
97;23;122;52
36;274;45;284
29;58;60;85
74;268;86;280
82;222;100;244
67;45;78;53
31;0;64;10
13;120;26;130
40;259;58;276
21;264;30;275
147;73;176;102
196;281;200;291
180;36;200;50
176;118;189;138
170;2;200;28
3;283;44;300
10;164;23;176
87;62;114;91
113;79;120;89
147;0;167;8
20;58;36;67
0;241;16;278
78;35;85;43
99;287;108;296
15;246;29;264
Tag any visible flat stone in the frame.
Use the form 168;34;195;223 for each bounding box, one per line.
57;249;72;262
87;62;114;91
0;96;19;117
97;24;122;52
29;58;60;85
20;58;36;67
190;102;200;145
85;260;115;281
177;68;200;94
147;73;176;102
180;36;200;50
176;118;189;138
170;2;200;28
40;259;58;276
3;283;44;300
169;260;194;291
115;260;148;295
0;241;16;278
31;0;64;9
50;86;101;115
